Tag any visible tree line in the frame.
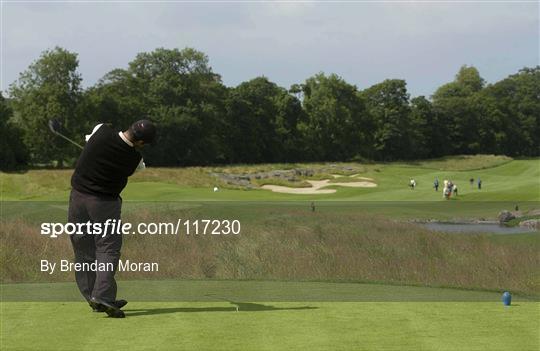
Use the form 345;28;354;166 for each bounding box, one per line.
1;47;538;170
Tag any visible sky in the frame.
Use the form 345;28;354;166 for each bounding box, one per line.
1;1;538;97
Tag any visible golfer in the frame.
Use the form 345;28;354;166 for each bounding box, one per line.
68;120;156;318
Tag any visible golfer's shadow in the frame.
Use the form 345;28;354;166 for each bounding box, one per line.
124;301;317;317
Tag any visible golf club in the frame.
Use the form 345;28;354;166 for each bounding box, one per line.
48;119;84;150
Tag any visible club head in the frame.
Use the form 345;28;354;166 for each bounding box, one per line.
48;119;62;134
48;119;84;150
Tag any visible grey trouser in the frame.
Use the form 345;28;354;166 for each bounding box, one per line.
68;188;122;302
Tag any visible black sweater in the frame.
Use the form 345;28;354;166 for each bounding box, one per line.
71;124;142;197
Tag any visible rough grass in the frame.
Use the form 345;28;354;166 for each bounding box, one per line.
0;169;73;200
130;167;221;187
302;173;335;180
399;155;513;171
212;163;303;174
2;207;538;295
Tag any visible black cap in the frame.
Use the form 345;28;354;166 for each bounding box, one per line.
130;119;156;144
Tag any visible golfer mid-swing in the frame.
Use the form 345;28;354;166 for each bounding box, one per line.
68;120;156;318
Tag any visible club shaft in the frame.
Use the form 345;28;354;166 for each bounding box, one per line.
54;132;84;150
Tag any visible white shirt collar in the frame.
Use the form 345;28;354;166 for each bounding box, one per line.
119;131;134;147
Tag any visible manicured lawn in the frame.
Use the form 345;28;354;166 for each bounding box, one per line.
1;280;539;350
1;300;538;350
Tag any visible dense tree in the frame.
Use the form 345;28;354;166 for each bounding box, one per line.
478;67;540;156
0;93;28;170
455;65;485;93
300;73;368;161
8;47;82;166
409;96;437;158
83;69;147;130
274;90;306;162
4;47;538;168
224;77;305;163
87;48;228;166
431;65;486;155
362;79;411;160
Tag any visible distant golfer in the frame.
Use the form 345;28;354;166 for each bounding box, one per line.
443;180;451;199
478;178;482;190
68;120;156;318
434;178;439;191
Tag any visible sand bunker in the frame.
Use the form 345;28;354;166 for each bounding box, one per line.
262;179;377;194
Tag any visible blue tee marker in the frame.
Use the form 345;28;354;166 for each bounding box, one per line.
502;291;512;306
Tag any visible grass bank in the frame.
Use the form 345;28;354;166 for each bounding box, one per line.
2;206;538;295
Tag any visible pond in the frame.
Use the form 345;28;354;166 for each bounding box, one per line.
421;222;537;234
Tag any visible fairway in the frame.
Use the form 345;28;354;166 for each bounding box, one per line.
2;157;539;202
